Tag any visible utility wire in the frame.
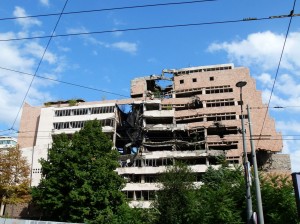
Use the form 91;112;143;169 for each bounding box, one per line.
251;106;300;109
10;0;69;130
0;66;129;98
256;1;297;146
0;0;217;21
0;14;299;42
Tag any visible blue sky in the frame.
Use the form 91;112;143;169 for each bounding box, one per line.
0;0;299;170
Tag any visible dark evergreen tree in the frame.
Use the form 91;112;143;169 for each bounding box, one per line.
32;120;129;223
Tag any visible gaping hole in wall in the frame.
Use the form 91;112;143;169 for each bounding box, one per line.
145;145;173;152
145;117;173;125
145;103;160;111
145;131;174;142
176;117;204;124
208;141;238;150
146;77;173;99
176;157;207;165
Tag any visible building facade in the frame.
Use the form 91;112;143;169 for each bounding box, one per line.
0;136;17;148
18;63;288;207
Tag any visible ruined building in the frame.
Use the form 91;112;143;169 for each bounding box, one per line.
18;63;288;208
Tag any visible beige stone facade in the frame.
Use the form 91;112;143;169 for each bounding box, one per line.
17;63;287;207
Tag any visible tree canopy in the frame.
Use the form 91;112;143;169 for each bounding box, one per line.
32;120;130;223
152;162;299;224
0;146;30;216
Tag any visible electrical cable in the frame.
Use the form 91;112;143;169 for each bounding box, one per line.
0;66;129;98
256;0;297;146
0;0;217;21
1;14;299;42
10;0;69;130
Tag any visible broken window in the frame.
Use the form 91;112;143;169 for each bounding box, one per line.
54;106;114;117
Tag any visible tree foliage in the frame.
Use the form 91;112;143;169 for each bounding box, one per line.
31;120;131;223
0;146;30;215
193;165;245;224
153;162;196;224
0;146;30;203
259;173;299;224
152;161;299;224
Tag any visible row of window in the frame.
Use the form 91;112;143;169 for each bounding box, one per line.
53;119;115;130
176;85;233;95
125;190;156;201
174;65;232;75
55;106;115;117
206;85;233;94
122;174;158;183
0;140;17;145
206;98;235;107
176;112;236;123
32;168;42;174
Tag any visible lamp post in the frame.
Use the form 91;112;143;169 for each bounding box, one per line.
247;105;264;224
236;81;253;223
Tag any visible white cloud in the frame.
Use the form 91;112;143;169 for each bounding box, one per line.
0;31;63;128
13;6;42;29
67;26;138;54
111;42;137;54
255;73;273;88
208;31;300;72
258;73;300;109
23;42;57;64
39;0;49;6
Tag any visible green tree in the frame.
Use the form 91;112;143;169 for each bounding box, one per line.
153;162;196;224
0;146;30;216
32;120;130;223
259;173;299;224
193;164;245;224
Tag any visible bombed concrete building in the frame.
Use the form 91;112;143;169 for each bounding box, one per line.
18;63;288;208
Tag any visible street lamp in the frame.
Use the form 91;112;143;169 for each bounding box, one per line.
247;105;264;224
236;81;253;224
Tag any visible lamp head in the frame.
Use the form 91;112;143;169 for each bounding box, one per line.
236;81;247;88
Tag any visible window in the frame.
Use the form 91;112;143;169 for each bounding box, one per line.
53;119;114;130
180;79;184;84
205;85;233;94
206;99;235;108
192;78;197;82
210;76;214;81
55;106;115;117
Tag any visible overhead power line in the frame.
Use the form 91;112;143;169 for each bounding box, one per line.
0;13;299;42
10;0;69;130
250;106;300;109
256;0;297;146
0;66;129;98
0;0;217;21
